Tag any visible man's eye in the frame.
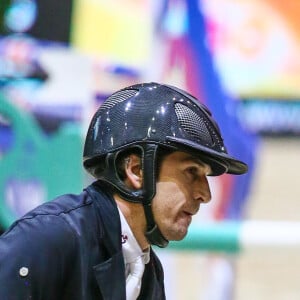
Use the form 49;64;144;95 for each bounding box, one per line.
186;167;198;180
188;167;197;174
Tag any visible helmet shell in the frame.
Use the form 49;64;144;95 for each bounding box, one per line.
83;82;247;176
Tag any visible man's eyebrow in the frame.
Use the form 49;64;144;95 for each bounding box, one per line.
183;156;207;167
183;155;212;173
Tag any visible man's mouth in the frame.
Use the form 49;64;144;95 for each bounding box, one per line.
181;211;193;226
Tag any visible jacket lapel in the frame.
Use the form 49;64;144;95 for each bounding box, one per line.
93;251;126;300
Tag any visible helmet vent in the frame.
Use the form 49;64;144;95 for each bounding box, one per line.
100;89;138;111
175;103;213;146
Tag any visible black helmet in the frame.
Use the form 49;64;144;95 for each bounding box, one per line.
83;82;247;247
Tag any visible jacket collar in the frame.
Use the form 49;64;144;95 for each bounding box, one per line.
87;182;126;299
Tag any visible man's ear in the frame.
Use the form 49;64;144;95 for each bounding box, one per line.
124;154;143;189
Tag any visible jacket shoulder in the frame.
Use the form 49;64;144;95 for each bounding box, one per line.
0;184;113;299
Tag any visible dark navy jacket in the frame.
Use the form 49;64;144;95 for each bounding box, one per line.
0;181;165;299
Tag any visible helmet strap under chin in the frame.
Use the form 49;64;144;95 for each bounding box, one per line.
141;143;169;248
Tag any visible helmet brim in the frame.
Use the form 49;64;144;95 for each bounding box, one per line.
166;136;248;176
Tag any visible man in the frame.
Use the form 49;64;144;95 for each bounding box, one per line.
0;82;247;299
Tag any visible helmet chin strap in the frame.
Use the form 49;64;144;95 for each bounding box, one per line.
98;144;169;248
141;144;169;248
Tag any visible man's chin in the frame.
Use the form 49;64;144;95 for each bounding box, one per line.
167;228;188;241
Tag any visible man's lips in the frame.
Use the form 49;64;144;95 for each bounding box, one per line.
183;207;199;216
183;211;193;216
181;211;193;225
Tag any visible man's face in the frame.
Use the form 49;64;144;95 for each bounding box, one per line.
152;151;212;241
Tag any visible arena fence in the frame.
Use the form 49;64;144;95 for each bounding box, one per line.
168;221;300;253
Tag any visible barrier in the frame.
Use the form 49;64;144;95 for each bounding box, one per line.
168;221;300;252
0;93;84;228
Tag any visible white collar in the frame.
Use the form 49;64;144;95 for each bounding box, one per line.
117;207;150;265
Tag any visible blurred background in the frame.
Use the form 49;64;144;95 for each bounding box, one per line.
0;0;299;299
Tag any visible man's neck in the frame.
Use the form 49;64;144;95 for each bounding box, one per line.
114;194;150;251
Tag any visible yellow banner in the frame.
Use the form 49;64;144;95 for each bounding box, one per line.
71;0;152;67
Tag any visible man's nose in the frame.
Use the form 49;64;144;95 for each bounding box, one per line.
193;176;211;203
